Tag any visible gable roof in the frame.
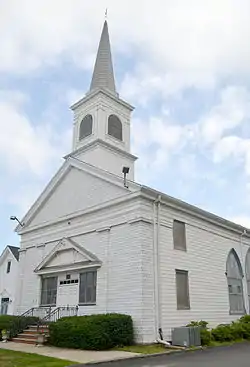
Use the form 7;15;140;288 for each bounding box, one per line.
8;246;19;261
16;157;140;233
0;245;19;265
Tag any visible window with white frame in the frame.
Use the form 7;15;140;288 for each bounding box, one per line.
41;277;58;306
79;270;97;305
175;269;190;309
226;249;244;314
173;220;187;251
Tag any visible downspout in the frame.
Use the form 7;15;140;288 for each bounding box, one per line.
153;194;170;345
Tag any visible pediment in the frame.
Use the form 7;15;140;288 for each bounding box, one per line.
34;238;101;274
18;158;138;231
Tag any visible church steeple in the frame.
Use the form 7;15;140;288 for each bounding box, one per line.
89;20;117;96
70;19;137;181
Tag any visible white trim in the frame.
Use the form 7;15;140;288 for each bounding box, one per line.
34;237;101;273
36;262;101;275
18;191;141;235
70;88;134;112
128;217;153;225
64;139;138;162
16;158;140;233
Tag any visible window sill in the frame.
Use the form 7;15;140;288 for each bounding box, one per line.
177;307;191;310
174;247;187;252
78;303;96;306
229;311;245;315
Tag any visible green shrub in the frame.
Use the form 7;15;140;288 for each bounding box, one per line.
186;320;208;329
239;315;250;324
200;328;212;345
49;313;134;350
0;315;39;339
230;321;246;340
211;324;233;342
0;316;16;333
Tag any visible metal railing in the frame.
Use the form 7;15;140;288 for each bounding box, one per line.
37;306;78;333
7;306;78;340
8;308;50;339
21;307;52;319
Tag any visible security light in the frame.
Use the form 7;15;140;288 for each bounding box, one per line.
10;216;24;227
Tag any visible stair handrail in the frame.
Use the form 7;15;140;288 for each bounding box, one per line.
8;306;52;340
37;306;78;334
20;307;35;317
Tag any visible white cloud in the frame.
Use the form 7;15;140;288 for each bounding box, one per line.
199;86;250;144
0;93;71;177
132;114;188;174
1;1;250;97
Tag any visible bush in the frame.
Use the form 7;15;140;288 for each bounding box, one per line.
211;324;234;342
200;328;212;346
0;315;39;339
239;315;250;324
49;313;134;351
186;320;208;329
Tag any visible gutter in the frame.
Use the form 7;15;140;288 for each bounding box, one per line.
141;186;250;237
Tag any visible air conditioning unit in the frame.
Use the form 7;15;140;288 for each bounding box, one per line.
171;326;201;347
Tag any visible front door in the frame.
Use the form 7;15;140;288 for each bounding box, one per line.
57;277;79;307
1;298;9;315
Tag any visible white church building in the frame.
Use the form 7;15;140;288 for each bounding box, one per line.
14;20;250;343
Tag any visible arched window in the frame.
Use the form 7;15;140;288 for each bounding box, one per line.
226;249;244;314
79;114;93;140
245;249;250;308
108;114;122;141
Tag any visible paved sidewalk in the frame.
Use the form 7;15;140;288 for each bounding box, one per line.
0;342;140;364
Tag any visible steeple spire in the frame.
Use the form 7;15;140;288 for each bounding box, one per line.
89;20;117;95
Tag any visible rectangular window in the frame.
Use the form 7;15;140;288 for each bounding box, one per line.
173;220;186;251
176;269;190;310
79;271;97;305
41;277;58;306
6;261;11;273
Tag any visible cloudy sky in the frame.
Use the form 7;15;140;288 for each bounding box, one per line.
1;0;250;250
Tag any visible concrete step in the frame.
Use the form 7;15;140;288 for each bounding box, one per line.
12;338;37;345
18;333;38;340
27;325;49;331
23;329;39;335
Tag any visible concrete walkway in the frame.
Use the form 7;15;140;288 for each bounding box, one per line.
0;341;140;364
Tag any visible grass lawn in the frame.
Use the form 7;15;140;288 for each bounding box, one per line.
0;349;76;367
115;344;168;354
